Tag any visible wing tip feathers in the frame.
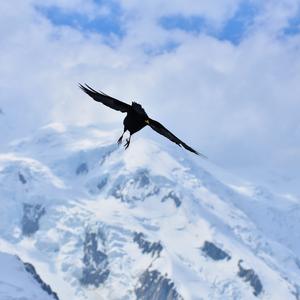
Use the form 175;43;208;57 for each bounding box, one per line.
180;143;207;158
79;83;108;97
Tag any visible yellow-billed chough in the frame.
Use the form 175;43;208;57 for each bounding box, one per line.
79;84;206;157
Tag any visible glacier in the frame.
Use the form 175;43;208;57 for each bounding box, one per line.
0;123;299;300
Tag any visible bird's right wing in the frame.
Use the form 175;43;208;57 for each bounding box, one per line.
79;84;131;113
148;118;207;158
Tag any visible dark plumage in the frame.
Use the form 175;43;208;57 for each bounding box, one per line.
79;84;206;157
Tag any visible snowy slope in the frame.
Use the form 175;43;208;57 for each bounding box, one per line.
0;251;58;300
0;123;299;300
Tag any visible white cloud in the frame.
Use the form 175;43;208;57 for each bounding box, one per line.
255;0;300;34
1;0;300;192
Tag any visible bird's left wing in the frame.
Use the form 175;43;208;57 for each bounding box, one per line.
79;84;131;113
148;118;207;158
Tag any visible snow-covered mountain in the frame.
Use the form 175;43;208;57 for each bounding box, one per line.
0;123;299;300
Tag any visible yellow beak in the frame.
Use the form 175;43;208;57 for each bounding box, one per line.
145;119;150;124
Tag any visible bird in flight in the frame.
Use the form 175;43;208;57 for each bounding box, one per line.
79;84;206;157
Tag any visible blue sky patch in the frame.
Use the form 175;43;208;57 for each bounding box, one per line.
36;2;124;39
143;41;180;56
216;2;257;45
283;12;300;36
159;15;206;34
159;1;258;45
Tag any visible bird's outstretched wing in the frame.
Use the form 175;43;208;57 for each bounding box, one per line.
79;83;131;113
148;118;207;158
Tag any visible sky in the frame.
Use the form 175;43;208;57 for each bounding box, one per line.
0;0;300;192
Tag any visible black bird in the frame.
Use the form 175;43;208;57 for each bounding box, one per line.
79;84;206;157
